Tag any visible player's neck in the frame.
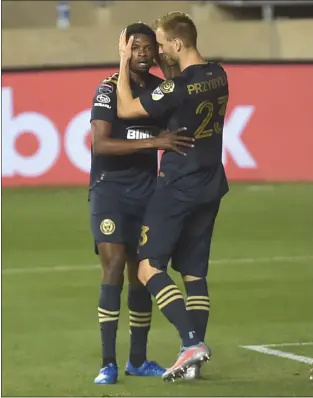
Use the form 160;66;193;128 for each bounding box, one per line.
179;49;207;72
130;70;149;88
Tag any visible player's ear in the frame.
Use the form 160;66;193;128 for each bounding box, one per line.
174;39;182;52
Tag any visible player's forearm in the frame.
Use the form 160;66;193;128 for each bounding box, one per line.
93;138;157;156
117;58;133;117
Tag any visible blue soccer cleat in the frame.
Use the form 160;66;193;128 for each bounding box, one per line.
125;360;166;376
94;363;118;384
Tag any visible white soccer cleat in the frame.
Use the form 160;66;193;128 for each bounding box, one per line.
183;364;201;380
162;342;211;382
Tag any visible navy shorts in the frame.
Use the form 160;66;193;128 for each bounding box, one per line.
89;185;149;255
138;182;220;278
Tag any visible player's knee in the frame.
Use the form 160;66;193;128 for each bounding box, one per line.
105;258;125;284
138;259;161;286
182;274;202;282
97;243;126;285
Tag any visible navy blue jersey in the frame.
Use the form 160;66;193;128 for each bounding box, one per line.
139;63;229;201
89;72;163;198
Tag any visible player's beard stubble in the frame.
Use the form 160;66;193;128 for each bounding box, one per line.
159;53;178;68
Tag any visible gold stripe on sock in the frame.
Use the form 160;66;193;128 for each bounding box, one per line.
158;294;184;310
155;285;177;300
129;315;151;323
129;310;152;317
157;288;182;306
187;296;210;302
98;313;119;319
98;307;119;316
186;305;210;311
130;321;151;327
186;300;210;306
99;316;119;323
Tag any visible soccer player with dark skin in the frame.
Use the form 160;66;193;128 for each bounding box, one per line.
117;13;230;381
90;23;194;385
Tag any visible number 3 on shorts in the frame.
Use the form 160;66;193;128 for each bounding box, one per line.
140;226;150;246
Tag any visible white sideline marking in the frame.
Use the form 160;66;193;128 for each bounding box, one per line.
265;342;313;348
2;255;313;275
2;264;99;275
241;344;313;365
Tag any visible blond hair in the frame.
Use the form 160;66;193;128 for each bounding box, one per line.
154;12;197;47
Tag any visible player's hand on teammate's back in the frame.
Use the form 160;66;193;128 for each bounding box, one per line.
155;127;195;156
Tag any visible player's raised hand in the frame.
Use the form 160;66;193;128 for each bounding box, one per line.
155;127;195;156
119;29;134;61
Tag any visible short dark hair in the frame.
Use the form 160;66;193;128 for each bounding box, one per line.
154;12;197;48
126;22;156;44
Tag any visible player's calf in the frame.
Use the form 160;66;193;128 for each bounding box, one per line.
138;259;200;348
127;283;152;367
127;257;165;374
181;276;210;380
97;283;121;369
183;276;210;343
126;282;166;376
96;243;126;375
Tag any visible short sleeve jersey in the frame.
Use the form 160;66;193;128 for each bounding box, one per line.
139;62;229;201
89;72;163;198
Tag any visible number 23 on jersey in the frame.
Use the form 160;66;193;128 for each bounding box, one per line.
194;95;228;140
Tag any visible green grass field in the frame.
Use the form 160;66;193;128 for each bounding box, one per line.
2;184;313;397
